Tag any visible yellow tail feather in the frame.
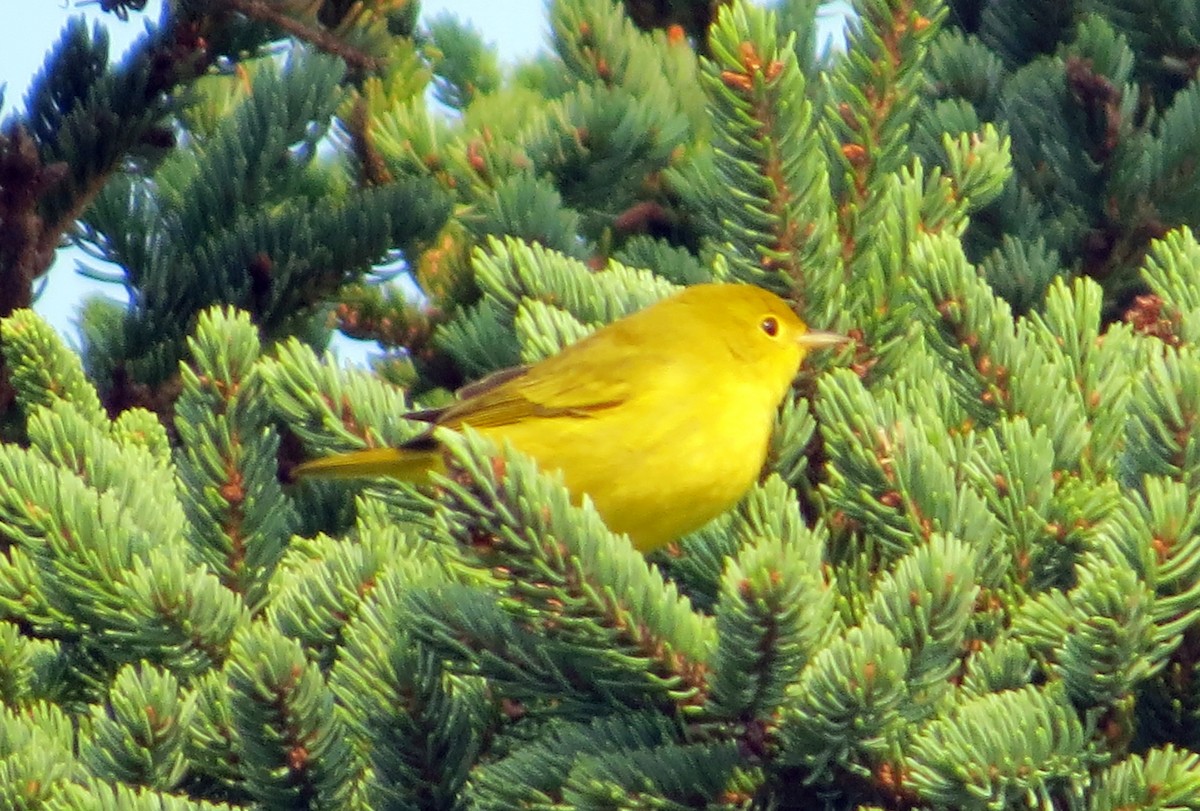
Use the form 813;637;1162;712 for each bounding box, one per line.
293;446;439;482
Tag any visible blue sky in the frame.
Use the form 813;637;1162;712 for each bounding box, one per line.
1;1;845;354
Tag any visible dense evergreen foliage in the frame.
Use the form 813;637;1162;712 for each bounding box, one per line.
4;0;1200;808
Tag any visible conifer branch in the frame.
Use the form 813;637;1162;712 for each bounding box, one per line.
221;0;383;76
7;1;1200;806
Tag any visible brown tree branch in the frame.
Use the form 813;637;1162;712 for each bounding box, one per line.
222;0;383;76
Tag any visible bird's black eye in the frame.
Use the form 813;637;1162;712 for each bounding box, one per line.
761;316;779;337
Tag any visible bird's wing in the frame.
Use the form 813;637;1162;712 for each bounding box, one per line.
434;338;636;430
399;366;533;426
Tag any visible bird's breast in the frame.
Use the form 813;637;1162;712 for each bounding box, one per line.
482;380;778;551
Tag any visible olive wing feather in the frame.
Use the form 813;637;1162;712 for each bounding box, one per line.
417;335;638;433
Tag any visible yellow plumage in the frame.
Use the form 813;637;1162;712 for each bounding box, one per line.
294;283;844;552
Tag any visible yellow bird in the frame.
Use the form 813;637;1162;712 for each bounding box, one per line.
295;283;845;552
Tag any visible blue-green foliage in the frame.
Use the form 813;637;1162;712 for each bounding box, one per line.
6;0;1200;808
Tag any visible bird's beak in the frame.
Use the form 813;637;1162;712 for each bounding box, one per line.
796;329;849;348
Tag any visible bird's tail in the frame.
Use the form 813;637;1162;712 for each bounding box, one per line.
293;447;439;482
